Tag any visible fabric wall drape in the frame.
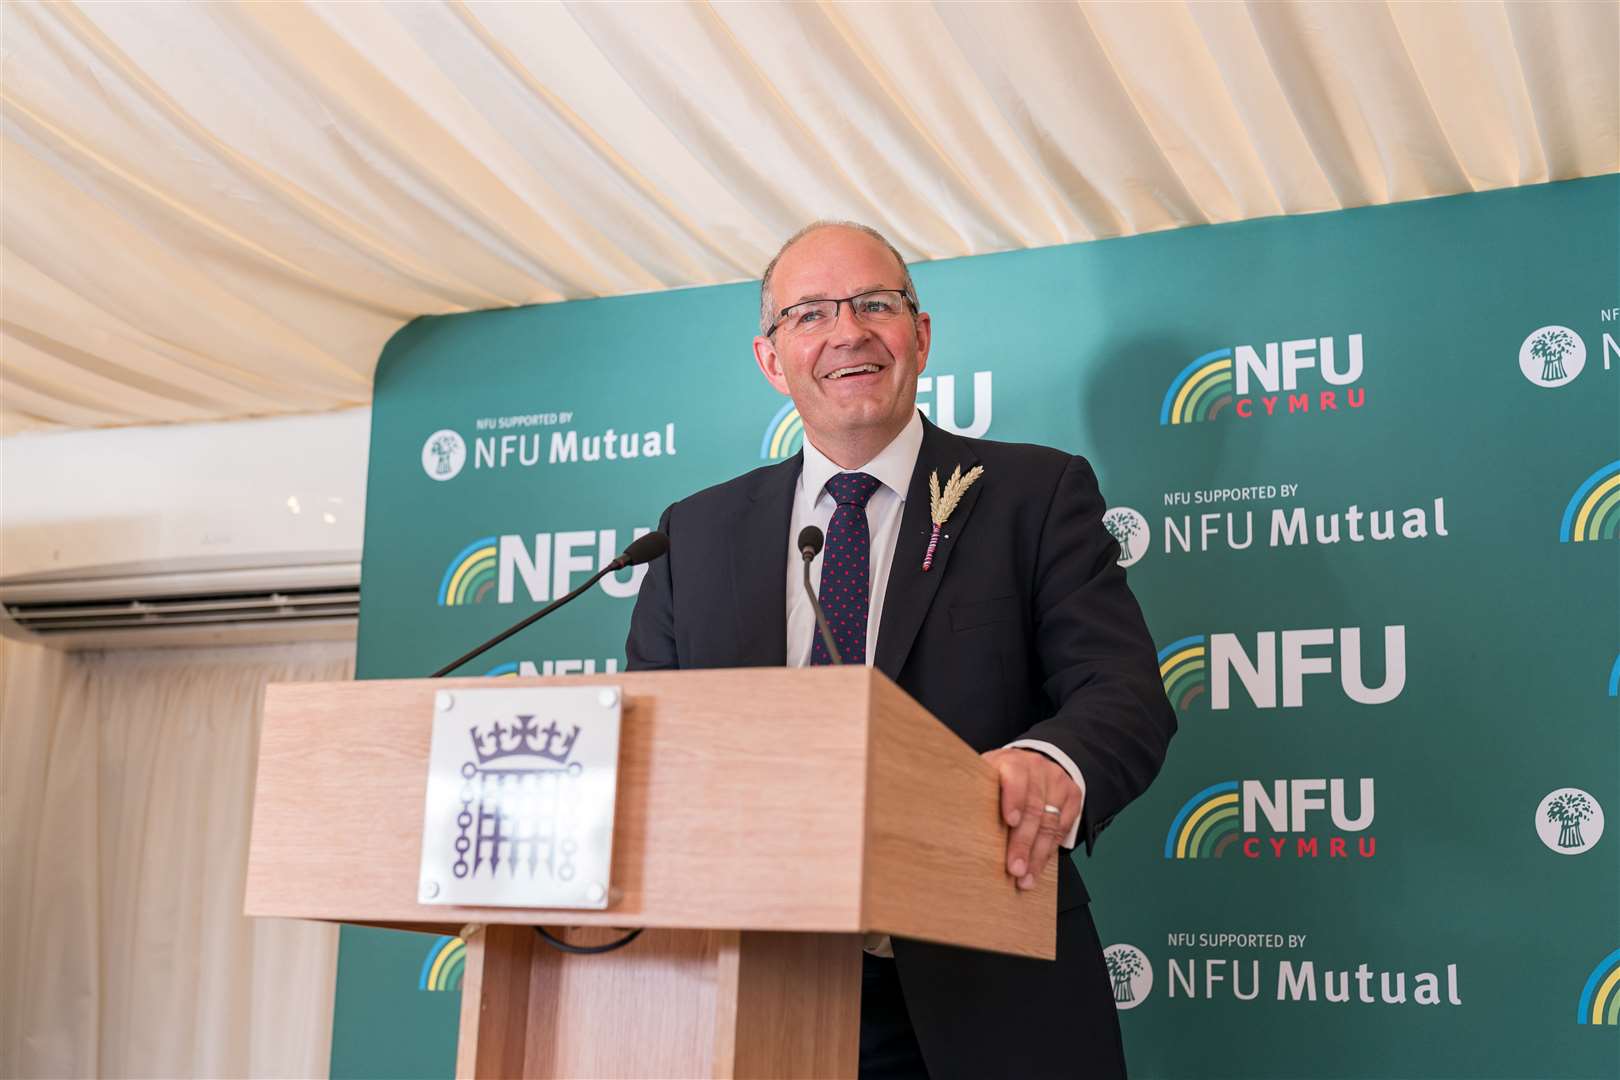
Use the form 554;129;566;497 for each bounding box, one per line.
1;639;349;1079
4;0;1617;435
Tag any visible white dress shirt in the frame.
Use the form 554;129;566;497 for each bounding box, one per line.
784;412;1088;851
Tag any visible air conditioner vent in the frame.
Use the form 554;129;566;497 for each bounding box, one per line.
0;562;361;649
8;587;359;634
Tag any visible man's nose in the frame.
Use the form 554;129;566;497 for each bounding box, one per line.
826;299;872;345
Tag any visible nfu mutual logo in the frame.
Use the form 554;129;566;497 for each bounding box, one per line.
1160;334;1366;425
1536;788;1605;856
1519;326;1588;388
1103;944;1153;1010
422;429;468;481
1155;626;1406;712
760;371;993;460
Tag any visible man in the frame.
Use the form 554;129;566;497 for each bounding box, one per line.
626;221;1175;1079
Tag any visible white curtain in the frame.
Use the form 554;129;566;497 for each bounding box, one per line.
0;638;349;1079
4;0;1617;435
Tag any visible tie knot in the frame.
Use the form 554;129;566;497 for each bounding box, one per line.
825;471;882;508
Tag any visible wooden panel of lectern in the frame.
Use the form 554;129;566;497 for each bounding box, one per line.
246;666;1055;1079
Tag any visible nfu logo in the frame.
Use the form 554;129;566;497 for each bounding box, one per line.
1161;334;1366;424
1536;788;1605;855
422;429;467;481
1103;507;1150;567
438;529;652;606
760;371;992;460
1103;944;1153;1009
1166;779;1377;860
1519;326;1587;388
1156;626;1406;711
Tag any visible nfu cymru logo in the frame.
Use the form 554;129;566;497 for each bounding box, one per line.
1166;779;1377;861
1519;326;1587;388
1155;626;1406;711
1160;334;1366;425
1536;788;1605;856
1560;461;1620;543
422;429;467;481
1103;944;1153;1009
759;371;993;460
1103;507;1150;568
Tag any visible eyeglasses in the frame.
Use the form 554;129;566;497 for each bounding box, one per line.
766;289;916;339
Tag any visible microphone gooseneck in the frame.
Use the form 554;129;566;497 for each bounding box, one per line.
430;530;670;677
797;525;843;665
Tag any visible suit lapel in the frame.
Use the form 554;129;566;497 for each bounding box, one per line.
875;421;984;680
730;454;798;667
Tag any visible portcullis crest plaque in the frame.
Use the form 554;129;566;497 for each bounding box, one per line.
417;686;622;909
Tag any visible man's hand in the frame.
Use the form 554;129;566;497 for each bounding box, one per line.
982;747;1083;891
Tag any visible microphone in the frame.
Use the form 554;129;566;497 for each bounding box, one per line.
431;530;669;677
797;525;843;665
611;530;669;571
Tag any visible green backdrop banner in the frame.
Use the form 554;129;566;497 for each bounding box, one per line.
335;176;1619;1078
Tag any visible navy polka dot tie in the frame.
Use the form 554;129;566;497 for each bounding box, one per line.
812;471;882;666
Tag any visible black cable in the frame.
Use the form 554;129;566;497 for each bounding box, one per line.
532;925;644;954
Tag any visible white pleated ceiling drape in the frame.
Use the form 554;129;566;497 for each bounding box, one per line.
0;639;347;1079
1;0;1616;434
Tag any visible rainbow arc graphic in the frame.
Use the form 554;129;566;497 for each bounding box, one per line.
1560;460;1620;542
760;401;805;460
419;935;466;992
1160;349;1235;425
438;537;498;606
1158;635;1208;710
485;661;520;678
1577;948;1620;1025
1165;781;1241;859
1608;653;1619;698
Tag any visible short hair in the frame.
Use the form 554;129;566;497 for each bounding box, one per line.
758;220;918;336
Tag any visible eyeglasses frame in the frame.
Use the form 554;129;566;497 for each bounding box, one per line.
765;288;919;340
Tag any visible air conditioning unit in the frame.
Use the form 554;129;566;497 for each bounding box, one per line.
1;409;368;649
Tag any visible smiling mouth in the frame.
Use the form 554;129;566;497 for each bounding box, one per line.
824;363;883;380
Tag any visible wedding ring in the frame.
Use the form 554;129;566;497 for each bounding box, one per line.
1042;804;1062;815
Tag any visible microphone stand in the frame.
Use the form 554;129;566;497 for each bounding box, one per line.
430;561;627;677
800;539;843;665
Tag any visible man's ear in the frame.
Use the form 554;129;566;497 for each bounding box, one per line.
753;335;791;395
914;311;932;374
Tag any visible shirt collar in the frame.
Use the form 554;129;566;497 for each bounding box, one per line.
800;410;923;504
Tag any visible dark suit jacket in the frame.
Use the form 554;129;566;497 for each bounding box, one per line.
626;415;1175;1078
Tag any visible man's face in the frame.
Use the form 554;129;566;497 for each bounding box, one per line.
753;227;931;448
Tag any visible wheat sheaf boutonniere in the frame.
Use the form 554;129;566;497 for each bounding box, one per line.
922;464;984;571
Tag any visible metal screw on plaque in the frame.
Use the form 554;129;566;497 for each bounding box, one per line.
587;882;606;904
597;688;619;709
422;880;440;900
437;692;454;712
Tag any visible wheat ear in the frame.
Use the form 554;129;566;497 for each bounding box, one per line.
933;465;984;524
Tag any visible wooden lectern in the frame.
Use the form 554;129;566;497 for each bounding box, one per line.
245;666;1055;1079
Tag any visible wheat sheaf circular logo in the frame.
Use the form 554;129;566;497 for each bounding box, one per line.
1536;788;1604;855
1103;943;1153;1010
1103;507;1151;568
422;429;467;481
1519;326;1586;388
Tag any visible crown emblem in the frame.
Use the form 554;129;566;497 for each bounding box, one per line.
468;714;580;766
